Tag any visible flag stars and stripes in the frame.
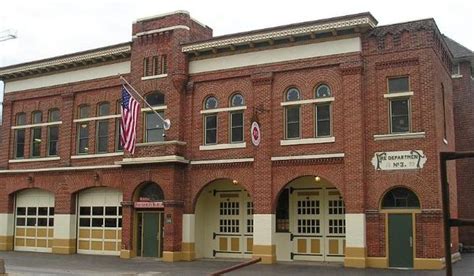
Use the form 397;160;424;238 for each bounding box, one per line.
120;85;140;154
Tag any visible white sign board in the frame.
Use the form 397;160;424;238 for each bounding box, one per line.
251;122;261;146
371;150;427;171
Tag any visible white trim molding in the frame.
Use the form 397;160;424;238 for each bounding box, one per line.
0;164;121;174
280;137;335;146
199;142;246;151
116;155;188;165
190;158;254;165
9;157;60;163
141;106;167;112
73;114;120;123
383;91;414;98
451;74;463;79
200;106;246;114
134;10;190;23
136;140;186;147
11;121;62;130
133;26;190;38
141;74;168;81
271;153;344;161
373;132;426;141
71;152;124;159
280;97;334;106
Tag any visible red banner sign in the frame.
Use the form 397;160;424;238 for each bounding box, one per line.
134;201;164;208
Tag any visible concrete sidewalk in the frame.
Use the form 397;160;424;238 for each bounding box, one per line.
0;251;473;275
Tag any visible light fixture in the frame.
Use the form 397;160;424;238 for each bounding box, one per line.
232;179;239;185
314;176;321;182
34;138;42;142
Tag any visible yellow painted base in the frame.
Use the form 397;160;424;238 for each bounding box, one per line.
52;239;76;254
163;251;182;262
120;250;132;259
253;245;276;264
366;257;388;268
344;247;367;268
365;254;460;270
181;242;195;261
0;236;13;251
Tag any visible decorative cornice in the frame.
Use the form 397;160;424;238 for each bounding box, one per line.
251;72;273;86
340;61;363;75
375;58;419;70
182;15;377;53
0;43;131;80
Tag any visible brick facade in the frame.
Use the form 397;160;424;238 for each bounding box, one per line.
0;11;470;268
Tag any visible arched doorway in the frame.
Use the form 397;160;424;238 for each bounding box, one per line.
14;189;55;253
76;187;123;256
133;182;165;258
381;187;420;269
274;176;345;262
194;179;253;259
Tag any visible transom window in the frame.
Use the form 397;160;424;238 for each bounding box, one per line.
205;96;218;109
230;93;244;107
286;88;300;101
48;109;60;122
78;105;90;119
315;84;332;98
146;92;165;106
388;77;410;93
381;187;420;209
32;111;42;124
16;113;26;125
98;102;110;116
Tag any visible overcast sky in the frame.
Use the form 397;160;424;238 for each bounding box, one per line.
0;0;473;111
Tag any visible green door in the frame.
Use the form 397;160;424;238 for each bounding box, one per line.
388;214;413;268
143;213;160;257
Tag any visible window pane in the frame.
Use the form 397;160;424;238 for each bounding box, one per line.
388;77;409;93
49;207;54;216
49;218;54;226
97;121;109;153
38;207;48;216
78;124;89;154
286;88;300;101
231;94;244;107
92;218;103;227
27;218;36;226
48;126;59;156
105;207;117;216
287;122;300;139
316;85;331;98
80;207;91;216
27;207;37;216
145;112;164;142
286;107;300;139
92;207;103;216
79;218;90;227
49;109;60;122
31;127;41;157
17;207;26;216
287;107;299;122
316;105;331;137
206;129;217;144
391;100;410;133
105;218;117;228
16;217;25;226
98;103;110;116
205;115;217;129
38;218;47;226
115;119;123;151
231;112;243;142
15;129;25;158
146;93;165;106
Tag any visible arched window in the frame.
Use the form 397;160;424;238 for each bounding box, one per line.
229;93;244;143
47;109;60;156
78;104;90;119
284;87;301;139
381;187;420;209
138;182;164;201
314;84;332;137
205;96;218;109
204;96;218;144
96;102;110;153
146;92;165;106
14;113;26;159
31;111;42;157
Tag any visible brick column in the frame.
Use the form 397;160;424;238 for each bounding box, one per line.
162;200;184;262
52;184;76;254
0;99;13;168
59;92;74;166
120;201;134;258
340;61;367;268
251;72;276;264
0;188;14;251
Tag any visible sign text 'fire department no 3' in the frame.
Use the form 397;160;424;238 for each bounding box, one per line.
371;150;427;171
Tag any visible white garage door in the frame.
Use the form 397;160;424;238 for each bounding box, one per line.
15;189;55;253
77;187;122;256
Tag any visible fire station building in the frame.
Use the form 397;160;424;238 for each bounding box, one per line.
0;11;473;270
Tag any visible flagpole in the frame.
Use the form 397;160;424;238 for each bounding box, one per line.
119;75;170;129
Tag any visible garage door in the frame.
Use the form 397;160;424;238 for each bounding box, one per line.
14;189;55;253
77;188;122;256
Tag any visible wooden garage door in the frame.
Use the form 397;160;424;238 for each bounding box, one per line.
77;188;122;256
15;189;55;253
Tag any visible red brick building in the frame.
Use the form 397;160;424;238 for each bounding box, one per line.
0;11;471;269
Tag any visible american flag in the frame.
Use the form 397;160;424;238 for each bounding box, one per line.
120;85;140;154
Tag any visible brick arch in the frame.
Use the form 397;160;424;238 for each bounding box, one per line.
191;176;253;213
272;172;344;213
131;181;165;202
378;185;423;210
7;184;56;197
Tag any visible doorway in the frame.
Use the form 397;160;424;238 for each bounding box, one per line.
388;214;413;268
137;212;164;258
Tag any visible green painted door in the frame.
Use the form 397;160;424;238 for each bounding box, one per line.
388;214;413;268
143;213;160;257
